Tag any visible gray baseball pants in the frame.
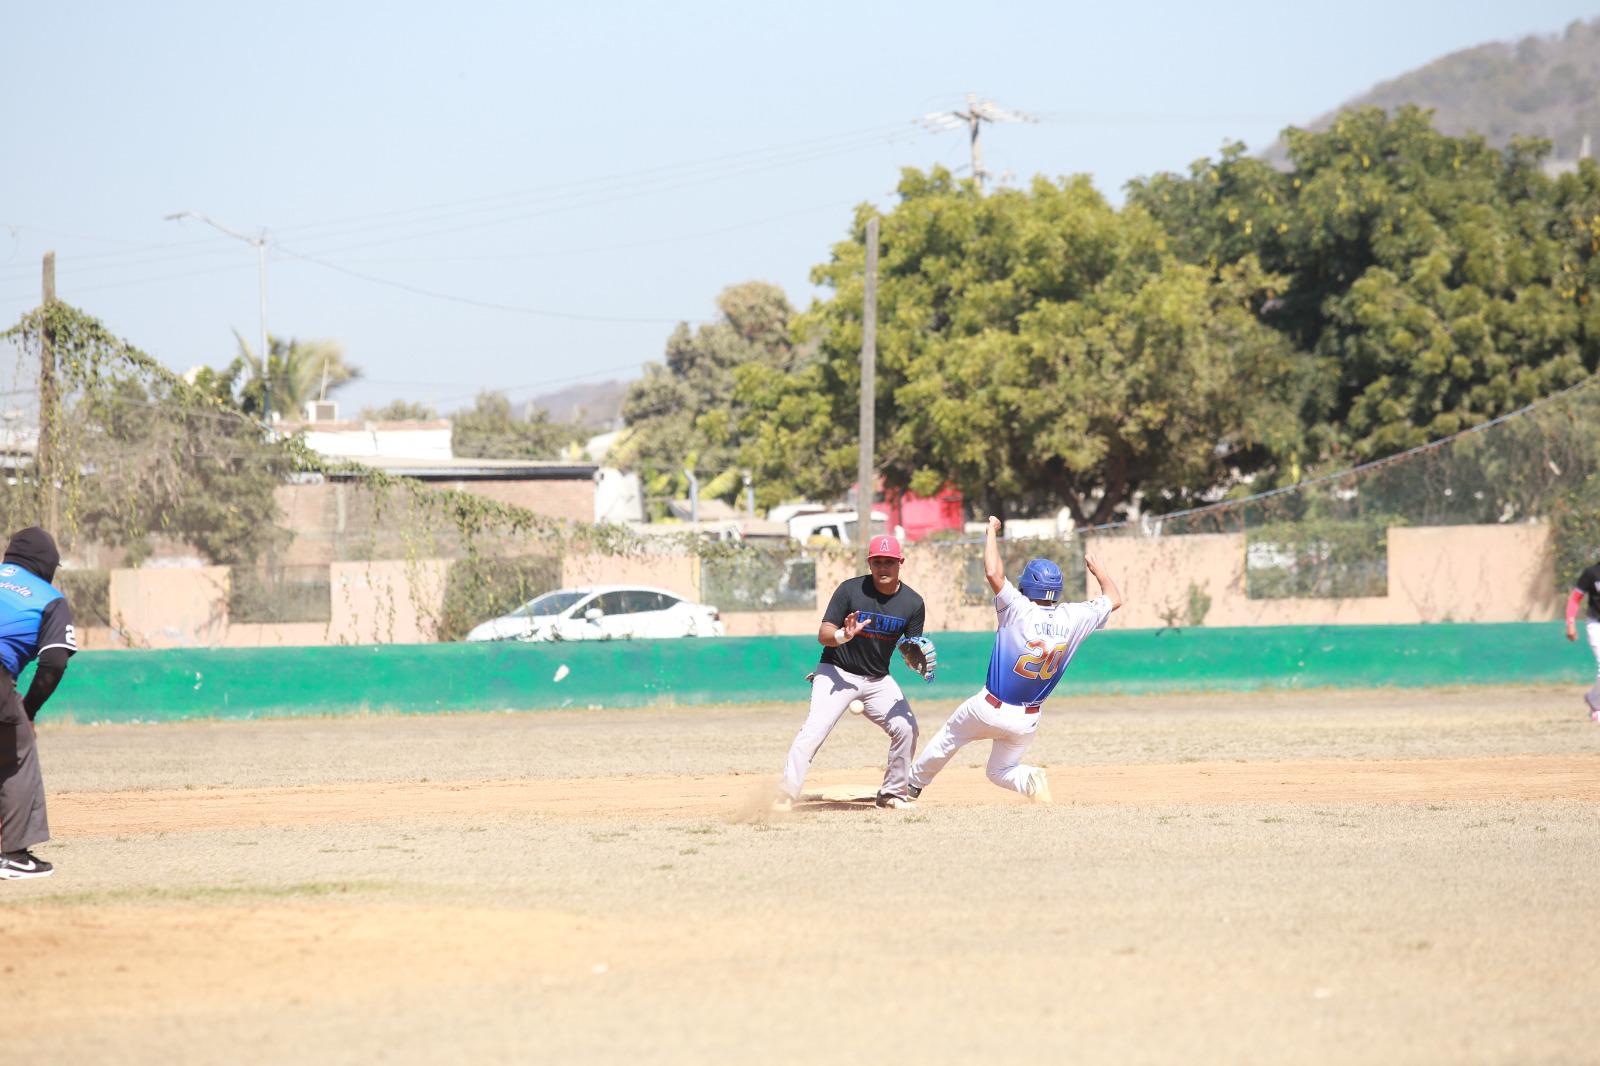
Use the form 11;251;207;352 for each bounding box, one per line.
779;663;918;801
0;674;48;852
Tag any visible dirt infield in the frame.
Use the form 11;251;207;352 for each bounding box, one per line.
6;685;1599;1065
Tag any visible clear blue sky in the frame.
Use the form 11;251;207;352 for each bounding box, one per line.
2;0;1596;416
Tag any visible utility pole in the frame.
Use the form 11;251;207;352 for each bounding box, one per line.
920;93;1037;191
856;217;879;570
39;252;58;533
683;468;699;526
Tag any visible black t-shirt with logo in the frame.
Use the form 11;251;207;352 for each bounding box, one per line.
1576;564;1600;621
818;575;926;678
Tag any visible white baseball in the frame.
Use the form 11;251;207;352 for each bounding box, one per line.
848;699;865;715
552;664;570;683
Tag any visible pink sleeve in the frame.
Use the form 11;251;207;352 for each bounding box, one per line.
1568;589;1585;625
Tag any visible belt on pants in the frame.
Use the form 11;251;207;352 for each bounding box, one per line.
985;691;1041;715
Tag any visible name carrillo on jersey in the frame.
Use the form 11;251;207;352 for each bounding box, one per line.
1029;615;1077;640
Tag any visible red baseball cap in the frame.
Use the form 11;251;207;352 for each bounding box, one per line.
867;534;904;561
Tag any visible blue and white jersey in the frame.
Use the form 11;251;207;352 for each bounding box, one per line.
0;563;76;678
983;579;1111;707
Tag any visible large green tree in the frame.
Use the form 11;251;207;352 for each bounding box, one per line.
1129;106;1598;463
618;281;798;507
739;169;1311;524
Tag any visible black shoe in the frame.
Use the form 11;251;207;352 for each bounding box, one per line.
0;849;53;879
875;792;915;810
907;785;922;799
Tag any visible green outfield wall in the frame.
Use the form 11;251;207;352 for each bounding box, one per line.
26;621;1587;724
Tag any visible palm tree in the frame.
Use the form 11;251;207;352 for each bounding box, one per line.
232;331;361;419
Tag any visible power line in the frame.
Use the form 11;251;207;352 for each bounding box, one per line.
0;259;259;308
276;247;689;324
327;198;858;265
272;121;918;242
0;128;920;316
279;129;923;260
0;121;922;288
0;231;239;284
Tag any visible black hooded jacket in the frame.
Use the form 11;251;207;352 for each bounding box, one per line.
4;526;60;584
4;527;71;718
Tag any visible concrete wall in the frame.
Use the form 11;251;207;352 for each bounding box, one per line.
106;567;230;648
298;422;453;461
328;559;449;645
79;522;1564;650
1386;525;1555;624
1090;523;1556;630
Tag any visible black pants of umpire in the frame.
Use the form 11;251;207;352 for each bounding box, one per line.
0;671;48;852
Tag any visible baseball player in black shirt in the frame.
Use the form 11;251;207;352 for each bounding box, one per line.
775;534;928;810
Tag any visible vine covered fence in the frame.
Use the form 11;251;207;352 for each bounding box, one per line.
1;302;1595;646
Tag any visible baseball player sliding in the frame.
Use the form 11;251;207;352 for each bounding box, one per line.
774;534;936;812
908;516;1121;803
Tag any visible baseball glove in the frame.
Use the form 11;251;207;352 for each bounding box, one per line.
897;635;937;683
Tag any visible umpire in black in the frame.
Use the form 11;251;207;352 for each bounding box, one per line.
0;527;76;879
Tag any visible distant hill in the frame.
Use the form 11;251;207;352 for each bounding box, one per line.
1269;16;1600;163
522;379;631;430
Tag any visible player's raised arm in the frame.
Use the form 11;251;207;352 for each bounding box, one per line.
1085;551;1123;612
984;515;1005;595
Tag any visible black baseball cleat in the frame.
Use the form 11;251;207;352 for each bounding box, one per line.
0;850;54;880
875;792;916;810
907;785;922;799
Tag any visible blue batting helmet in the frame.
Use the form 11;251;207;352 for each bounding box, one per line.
1018;558;1063;603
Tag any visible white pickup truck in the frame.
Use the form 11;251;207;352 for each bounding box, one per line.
785;509;900;546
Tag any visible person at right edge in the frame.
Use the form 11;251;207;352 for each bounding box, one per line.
0;527;77;880
1564;556;1600;724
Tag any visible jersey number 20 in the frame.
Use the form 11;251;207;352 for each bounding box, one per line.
1012;640;1068;681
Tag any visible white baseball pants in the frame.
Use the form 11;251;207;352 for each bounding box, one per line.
779;663;918;801
909;690;1042;795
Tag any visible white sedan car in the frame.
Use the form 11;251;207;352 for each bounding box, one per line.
464;585;725;642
